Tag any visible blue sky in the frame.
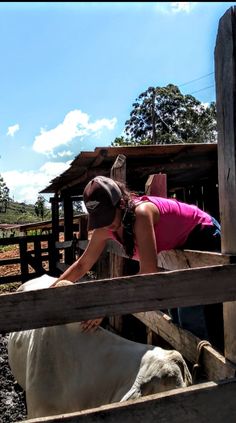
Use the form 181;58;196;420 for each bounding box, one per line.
1;2;235;205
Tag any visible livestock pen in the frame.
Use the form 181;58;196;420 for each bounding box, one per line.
1;6;236;422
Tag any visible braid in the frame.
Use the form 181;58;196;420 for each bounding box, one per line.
115;181;137;258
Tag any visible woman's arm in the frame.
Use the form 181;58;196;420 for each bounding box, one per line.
134;202;160;274
53;228;110;285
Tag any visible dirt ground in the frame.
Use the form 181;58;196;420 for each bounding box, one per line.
0;334;27;422
1;246;29;422
0;242;87;422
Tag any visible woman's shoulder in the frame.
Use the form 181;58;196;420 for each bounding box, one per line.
135;200;159;221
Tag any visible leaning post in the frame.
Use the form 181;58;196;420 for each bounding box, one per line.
215;6;236;362
109;154;127;333
145;173;167;344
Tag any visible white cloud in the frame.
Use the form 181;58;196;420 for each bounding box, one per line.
7;124;20;137
58;150;74;157
32;109;117;156
2;160;71;204
156;2;198;14
171;2;192;13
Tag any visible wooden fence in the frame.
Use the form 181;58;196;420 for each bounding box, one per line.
0;212;89;284
1;6;236;422
0;234;53;284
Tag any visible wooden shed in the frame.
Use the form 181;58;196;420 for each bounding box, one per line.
41;143;218;196
40;143;219;250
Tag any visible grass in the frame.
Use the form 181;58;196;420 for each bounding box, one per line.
0;245;16;253
0;282;21;294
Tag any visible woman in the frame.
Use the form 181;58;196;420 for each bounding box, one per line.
55;175;222;346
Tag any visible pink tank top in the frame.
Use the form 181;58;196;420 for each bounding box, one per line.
109;196;213;259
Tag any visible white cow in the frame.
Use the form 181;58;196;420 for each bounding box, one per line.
8;275;192;419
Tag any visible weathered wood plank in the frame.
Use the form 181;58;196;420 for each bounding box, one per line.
145;173;167;197
145;172;168;344
19;237;29;281
157;249;236;269
215;5;236;362
0;252;49;268
55;240;73;249
109;154;126;332
134;310;236;380
26;251;45;274
0;274;23;284
1;264;236;332
78;239;236;268
63;194;74;264
0;234;51;245
0;257;21;266
21;379;236;423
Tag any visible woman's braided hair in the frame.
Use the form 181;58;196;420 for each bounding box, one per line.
115;180;137;258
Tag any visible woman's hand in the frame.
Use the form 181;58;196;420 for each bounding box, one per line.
80;317;104;332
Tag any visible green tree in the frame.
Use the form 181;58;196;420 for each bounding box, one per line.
113;84;217;146
73;200;85;214
0;174;10;213
34;195;46;220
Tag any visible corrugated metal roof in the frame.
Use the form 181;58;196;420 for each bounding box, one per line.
41;143;218;196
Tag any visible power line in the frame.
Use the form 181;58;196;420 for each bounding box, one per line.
189;84;215;95
179;72;214;87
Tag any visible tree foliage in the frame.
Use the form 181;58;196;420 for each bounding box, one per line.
0;174;10;213
34;195;46;220
112;84;217;146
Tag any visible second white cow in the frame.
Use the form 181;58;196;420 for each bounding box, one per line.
8;275;192;419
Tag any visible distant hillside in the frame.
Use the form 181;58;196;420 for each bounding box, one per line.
0;200;52;224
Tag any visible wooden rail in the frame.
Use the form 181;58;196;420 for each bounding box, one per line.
2;264;236;333
22;378;236;423
0;234;53;284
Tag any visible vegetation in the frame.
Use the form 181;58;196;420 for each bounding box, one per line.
34;195;48;220
0;174;10;213
112;84;217;146
0;199;51;225
0;173;52;225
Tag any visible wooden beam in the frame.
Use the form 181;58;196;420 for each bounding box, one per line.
144;173;167;343
157;249;236;269
215;5;236;362
79;239;236;268
21;379;236;423
2;264;236;332
134;310;236;381
109;154;127;332
63;194;74;264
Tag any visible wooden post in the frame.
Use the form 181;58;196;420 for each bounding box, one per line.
145;173;167;343
145;173;167;198
63;194;74;265
19;237;29;282
50;195;60;243
215;6;236;362
50;195;60;274
109;154;126;333
76;215;88;260
79;215;88;240
203;180;219;220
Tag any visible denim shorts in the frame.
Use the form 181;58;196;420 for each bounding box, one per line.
169;215;223;348
183;216;221;252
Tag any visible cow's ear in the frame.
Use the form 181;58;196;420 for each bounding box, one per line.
54;280;73;287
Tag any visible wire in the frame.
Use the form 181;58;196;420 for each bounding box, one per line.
188;84;215;95
179;72;214;87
